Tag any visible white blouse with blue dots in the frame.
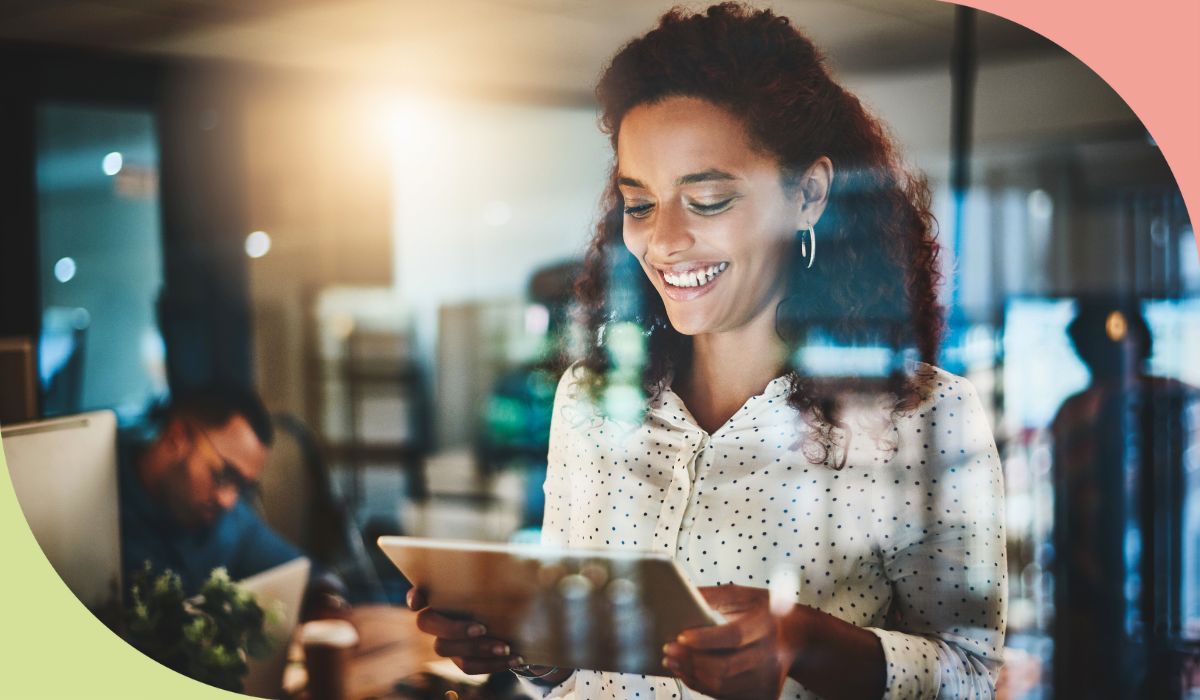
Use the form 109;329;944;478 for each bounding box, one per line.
528;363;1007;699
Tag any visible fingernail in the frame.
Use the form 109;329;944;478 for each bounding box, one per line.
662;657;678;671
508;656;526;668
467;624;486;637
493;643;510;656
662;643;678;656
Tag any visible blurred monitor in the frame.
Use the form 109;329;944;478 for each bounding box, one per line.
1;411;122;613
1002;298;1091;430
0;337;37;425
793;343;899;378
1002;298;1200;431
1142;297;1200;386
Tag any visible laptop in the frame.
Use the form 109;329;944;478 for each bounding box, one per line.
239;557;311;699
1;411;123;615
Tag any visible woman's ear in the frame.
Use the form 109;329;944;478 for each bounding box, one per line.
797;156;833;228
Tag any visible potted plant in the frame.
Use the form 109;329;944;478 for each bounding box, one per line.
123;564;275;693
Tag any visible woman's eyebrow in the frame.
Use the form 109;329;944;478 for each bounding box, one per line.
618;169;738;189
676;168;737;185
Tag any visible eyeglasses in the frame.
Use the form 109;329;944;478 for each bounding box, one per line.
194;426;261;498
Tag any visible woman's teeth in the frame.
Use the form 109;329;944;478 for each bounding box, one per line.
663;262;728;288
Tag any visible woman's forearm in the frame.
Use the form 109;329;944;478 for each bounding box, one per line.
783;605;886;700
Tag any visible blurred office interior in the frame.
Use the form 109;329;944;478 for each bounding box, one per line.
0;1;1196;698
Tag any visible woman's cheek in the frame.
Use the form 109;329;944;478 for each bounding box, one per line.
621;220;637;245
622;225;648;263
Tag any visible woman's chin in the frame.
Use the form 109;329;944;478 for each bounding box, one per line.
662;310;710;337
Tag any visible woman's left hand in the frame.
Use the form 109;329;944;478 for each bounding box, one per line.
662;584;800;700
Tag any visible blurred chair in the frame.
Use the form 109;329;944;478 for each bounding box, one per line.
0;337;37;424
253;412;385;601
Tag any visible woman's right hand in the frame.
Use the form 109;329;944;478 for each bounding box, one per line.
406;588;525;675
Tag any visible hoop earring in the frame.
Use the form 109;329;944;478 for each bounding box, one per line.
798;225;816;269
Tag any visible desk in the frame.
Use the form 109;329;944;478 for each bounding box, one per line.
286;604;442;700
345;605;441;700
285;605;534;700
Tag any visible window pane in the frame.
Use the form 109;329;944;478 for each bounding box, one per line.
36;102;166;423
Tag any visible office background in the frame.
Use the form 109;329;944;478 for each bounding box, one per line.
0;1;1197;698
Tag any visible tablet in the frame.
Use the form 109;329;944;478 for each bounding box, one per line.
377;536;724;676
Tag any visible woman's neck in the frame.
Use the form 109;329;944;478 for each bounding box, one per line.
677;311;789;434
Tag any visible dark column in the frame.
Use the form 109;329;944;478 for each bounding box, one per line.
0;45;40;347
156;65;253;393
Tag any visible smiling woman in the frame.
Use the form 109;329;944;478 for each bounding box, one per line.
408;4;1007;700
579;7;944;436
616;96;824;355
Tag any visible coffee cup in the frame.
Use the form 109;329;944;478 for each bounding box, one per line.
301;619;359;700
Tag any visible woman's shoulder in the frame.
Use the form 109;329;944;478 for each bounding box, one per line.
549;361;608;430
550;361;664;437
901;362;982;415
891;362;996;464
552;361;593;405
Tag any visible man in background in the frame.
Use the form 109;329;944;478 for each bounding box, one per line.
1051;300;1200;698
119;384;348;617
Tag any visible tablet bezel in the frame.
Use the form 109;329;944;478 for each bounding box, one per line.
377;535;724;676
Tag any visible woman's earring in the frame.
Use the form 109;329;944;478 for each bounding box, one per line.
798;225;816;269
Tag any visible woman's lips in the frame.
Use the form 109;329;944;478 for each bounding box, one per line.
656;262;728;301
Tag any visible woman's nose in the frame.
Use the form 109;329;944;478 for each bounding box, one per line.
647;203;694;259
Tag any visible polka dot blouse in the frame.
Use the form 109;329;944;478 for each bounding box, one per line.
527;363;1007;699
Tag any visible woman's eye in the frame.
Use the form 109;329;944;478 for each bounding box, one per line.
624;203;655;219
688;198;736;215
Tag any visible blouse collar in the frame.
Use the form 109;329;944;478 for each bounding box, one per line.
650;372;794;436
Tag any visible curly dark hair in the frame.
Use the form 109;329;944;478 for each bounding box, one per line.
574;3;943;463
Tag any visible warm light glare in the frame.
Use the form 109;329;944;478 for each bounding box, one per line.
387;98;437;145
53;257;77;283
102;152;123;176
385;96;453;168
1106;310;1128;341
245;230;271;258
